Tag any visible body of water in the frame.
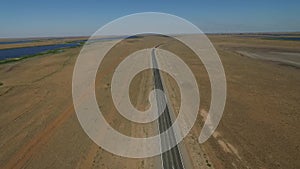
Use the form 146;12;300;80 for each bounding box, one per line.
0;42;83;60
263;37;300;41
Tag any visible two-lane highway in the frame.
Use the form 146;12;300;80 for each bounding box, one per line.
152;47;185;169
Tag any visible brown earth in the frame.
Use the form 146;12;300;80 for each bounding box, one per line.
0;34;299;169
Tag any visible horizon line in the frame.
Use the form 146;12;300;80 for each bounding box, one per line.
1;31;300;39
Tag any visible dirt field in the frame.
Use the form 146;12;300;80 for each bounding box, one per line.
0;34;299;169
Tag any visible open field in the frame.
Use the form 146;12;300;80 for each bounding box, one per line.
0;34;299;169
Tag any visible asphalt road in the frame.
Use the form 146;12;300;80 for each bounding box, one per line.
152;48;185;169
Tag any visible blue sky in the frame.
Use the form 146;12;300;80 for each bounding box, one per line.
1;0;300;38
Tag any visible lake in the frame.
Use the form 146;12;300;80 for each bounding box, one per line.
0;36;138;61
0;42;83;60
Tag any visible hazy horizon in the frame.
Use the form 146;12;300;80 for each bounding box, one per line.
1;31;300;39
1;0;300;38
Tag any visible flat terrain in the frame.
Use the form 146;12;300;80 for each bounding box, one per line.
0;34;299;169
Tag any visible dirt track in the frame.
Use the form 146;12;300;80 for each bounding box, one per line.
0;35;299;169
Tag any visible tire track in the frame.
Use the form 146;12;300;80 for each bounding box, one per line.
2;60;112;169
2;102;75;169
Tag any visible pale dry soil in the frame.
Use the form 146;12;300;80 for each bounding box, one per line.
0;35;299;169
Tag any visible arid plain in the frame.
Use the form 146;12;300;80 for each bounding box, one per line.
0;34;299;169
